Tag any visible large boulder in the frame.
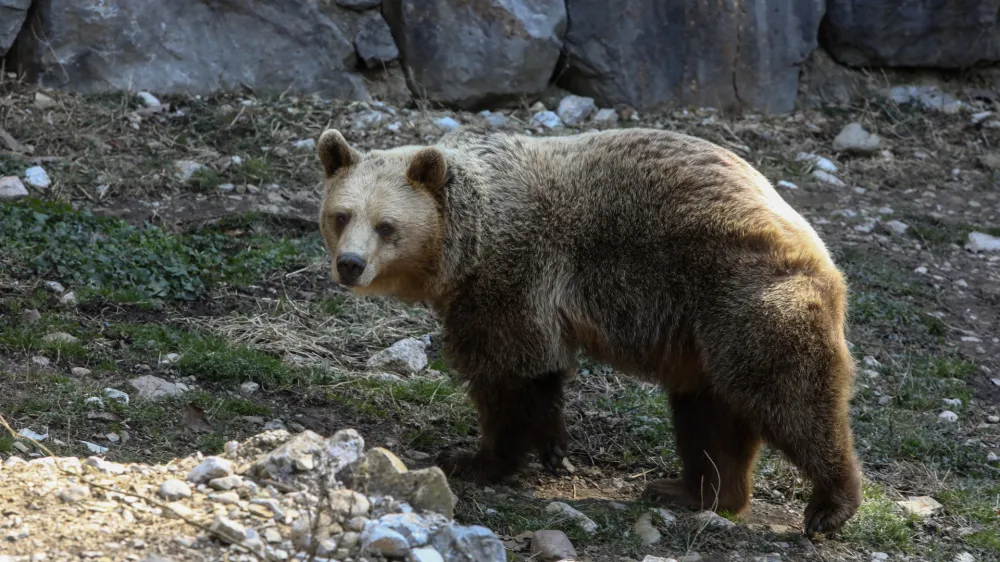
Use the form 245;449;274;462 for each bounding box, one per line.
558;0;825;113
0;0;30;55
821;0;1000;68
382;0;566;109
13;0;369;100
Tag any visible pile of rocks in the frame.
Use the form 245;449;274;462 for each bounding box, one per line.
0;428;504;561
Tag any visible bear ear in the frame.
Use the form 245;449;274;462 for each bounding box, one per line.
317;129;362;178
406;147;449;196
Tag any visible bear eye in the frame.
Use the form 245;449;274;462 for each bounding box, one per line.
375;221;396;239
333;212;350;230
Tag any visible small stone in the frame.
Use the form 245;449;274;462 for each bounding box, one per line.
208;475;243;491
410;547;445;562
57;485;90;503
34;92;57;109
0;176;29;200
44;281;65;294
352;109;385;130
329;489;371;518
263;419;286;431
777;180;798;190
164;502;195;520
592;108;618;124
967;231;1000;252
17;428;48;442
691;510;735;529
942;398;963;408
915;266;928;274
361;526;410;558
367;338;428;376
530;111;562;129
240;381;260;394
434;117;461;132
634;512;661;545
480;111;506;128
173;160;205;183
263;528;283;544
249;430;325;481
210;491;240;505
812;170;845;187
355;14;400;68
59;292;77;306
530;530;577;561
544;501;598;534
23;166;51;189
972;111;994;124
642;557;678;562
795;152;838;173
977;154;1000;171
896;496;943;518
71;367;91;377
292;138;315;150
954;553;975;562
219;183;235;192
557;95;597;126
833;123;881;154
987;415;999;423
129;375;189;401
987;452;998;462
159;353;181;365
872;553;889;561
884;220;909;235
31;356;50;367
855;219;878;233
103;388;129;405
83;456;126;474
186;456;234;483
41;332;79;345
137;92;161;107
158;479;192;501
939;410;959;422
209;515;248;545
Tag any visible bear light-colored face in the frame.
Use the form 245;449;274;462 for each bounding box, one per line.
316;129;447;301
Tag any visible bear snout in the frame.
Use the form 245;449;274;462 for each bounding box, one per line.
336;252;367;285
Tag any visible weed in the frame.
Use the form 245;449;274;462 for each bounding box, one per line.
841;482;917;552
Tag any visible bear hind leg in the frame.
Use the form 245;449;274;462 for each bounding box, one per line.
642;388;762;515
437;369;569;484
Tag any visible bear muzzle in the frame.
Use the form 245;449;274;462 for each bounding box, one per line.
336;252;367;286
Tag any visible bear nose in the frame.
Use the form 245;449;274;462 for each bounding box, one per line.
336;252;367;284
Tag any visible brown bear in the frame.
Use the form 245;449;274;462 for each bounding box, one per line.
315;125;863;537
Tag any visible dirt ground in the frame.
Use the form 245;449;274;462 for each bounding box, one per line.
1;77;999;562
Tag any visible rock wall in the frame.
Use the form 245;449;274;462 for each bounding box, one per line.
4;0;1000;114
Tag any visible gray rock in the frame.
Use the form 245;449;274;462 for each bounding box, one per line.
967;232;1000;252
795;152;838;173
888;85;963;114
634;511;661;545
102;388;129;405
409;547;445;562
434;117;461;132
530;110;562;129
57;485;90;503
896;496;942;518
592;108;618;124
557;95;597;126
822;1;1000;68
59;291;78;306
939;410;959;422
352;109;386;130
44;281;65;294
240;381;260;394
355;14;399;69
15;0;368;100
173;160;205;183
883;220;909;235
24;166;51;189
367;337;428;375
340;448;457;519
82;456;126;474
833;123;880;154
0;176;29;200
559;0;825;113
337;0;382;10
19;309;41;325
0;0;30;55
208;475;244;491
642;557;679;562
42;332;79;345
362;526;411;558
371;513;433;547
328;489;371;518
129;375;189;401
545;501;598;534
136;91;161;107
158;479;192;501
812;170;846;187
530;530;577;561
383;0;566;109
691;510;736;529
248;430;326;481
17;428;47;442
186;456;234;483
326;428;367;473
431;524;506;562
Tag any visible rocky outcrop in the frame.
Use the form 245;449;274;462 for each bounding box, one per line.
383;0;567;109
558;0;825;113
13;0;369;100
0;0;30;55
821;0;1000;68
0;428;502;561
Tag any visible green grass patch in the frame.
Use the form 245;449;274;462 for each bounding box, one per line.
175;338;298;386
841;482;917;553
0;199;325;302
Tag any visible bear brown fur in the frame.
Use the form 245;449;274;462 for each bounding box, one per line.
315;125;864;536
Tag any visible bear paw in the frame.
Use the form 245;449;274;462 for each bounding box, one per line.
804;489;862;537
641;478;710;511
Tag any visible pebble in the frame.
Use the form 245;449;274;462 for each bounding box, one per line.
410;547;445;562
80;441;109;454
642;557;679;562
833;122;881;154
367;337;428;375
44;281;65;294
173;160;205;183
186;457;234;483
31;356;50;367
544;501;598;534
361;526;410;558
530;111;562;129
103;388;130;405
633;511;661;545
942;398;963;408
939;410;959;422
434;117;461;131
0;176;29;199
972;111;993;124
883;220;909;235
59;291;78;306
896;496;942;518
352;109;385;130
24;166;51;189
129;375;189;401
71;367;91;377
812;169;845;187
292;138;316;150
592;108;618;124
41;332;79;345
240;381;260;394
777;180;798;190
987;452;998;462
530;530;577;561
137;91;161;107
953;553;974;562
966;231;1000;252
557;94;597;126
57;485;90;503
17;428;48;442
209;491;241;504
796;152;838;173
209;515;248;545
988;415;999;423
158;479;192;501
691;510;735;529
34;92;57;108
83;457;126;474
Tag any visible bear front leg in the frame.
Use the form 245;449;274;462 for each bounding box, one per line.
437;370;568;483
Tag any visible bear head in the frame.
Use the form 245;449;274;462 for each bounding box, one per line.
316;129;447;302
